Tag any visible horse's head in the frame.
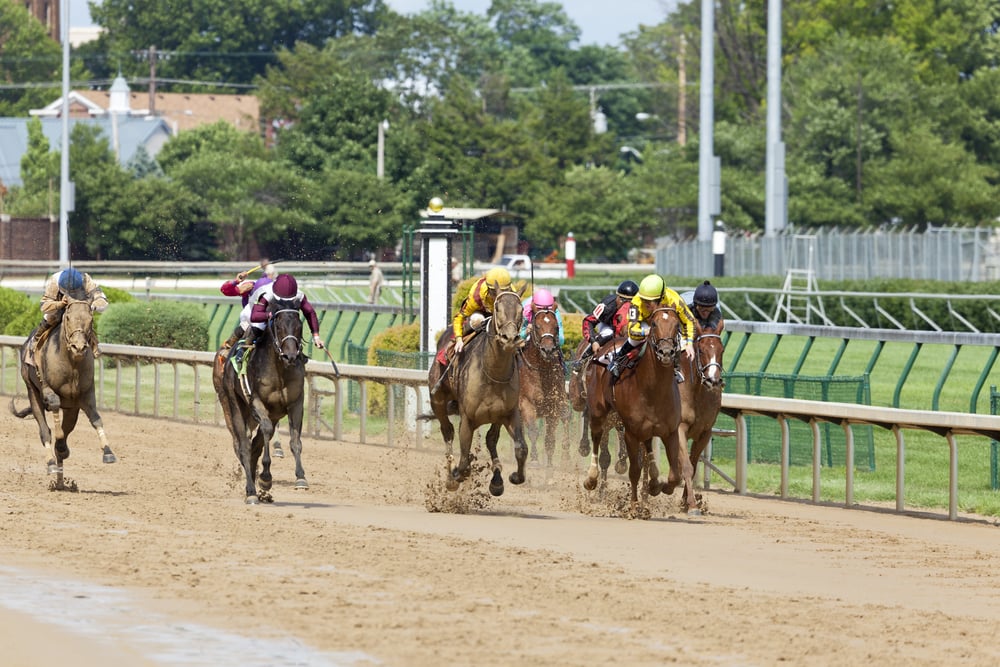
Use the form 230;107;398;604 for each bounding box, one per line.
491;289;524;351
267;299;303;366
693;328;725;388
61;299;94;361
528;308;561;360
647;306;680;365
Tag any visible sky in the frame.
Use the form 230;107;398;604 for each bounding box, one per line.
69;0;676;47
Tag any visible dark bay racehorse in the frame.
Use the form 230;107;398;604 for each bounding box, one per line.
582;306;698;513
518;306;570;466
677;321;726;510
10;299;116;488
213;298;308;504
428;289;529;496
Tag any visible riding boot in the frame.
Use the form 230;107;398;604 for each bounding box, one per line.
608;343;633;383
231;326;262;374
572;345;595;372
221;325;245;352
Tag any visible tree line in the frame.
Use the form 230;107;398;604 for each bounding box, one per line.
2;0;999;262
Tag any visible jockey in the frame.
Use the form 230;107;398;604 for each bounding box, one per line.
231;273;325;374
520;287;564;345
571;279;638;371
219;261;277;351
32;267;109;403
608;274;696;383
434;267;513;369
683;280;724;331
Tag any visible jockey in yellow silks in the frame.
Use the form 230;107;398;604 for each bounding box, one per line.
607;274;696;383
434;267;513;367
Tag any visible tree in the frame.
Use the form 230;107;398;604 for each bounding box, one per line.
10;117;61;216
87;0;392;88
0;3;62;116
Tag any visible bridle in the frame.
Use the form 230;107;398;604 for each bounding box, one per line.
268;302;302;361
481;289;521;383
693;331;725;387
647;306;681;365
61;300;92;348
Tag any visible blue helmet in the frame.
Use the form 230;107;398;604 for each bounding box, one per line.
58;268;84;292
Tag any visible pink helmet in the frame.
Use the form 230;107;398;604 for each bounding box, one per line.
532;288;554;308
272;274;298;298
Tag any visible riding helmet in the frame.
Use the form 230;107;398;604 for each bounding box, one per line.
637;274;665;301
532;288;554;308
694;280;719;307
272;274;298;298
58;268;85;292
616;280;639;299
484;267;512;291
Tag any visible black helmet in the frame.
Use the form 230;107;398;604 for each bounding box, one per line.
694;280;718;307
616;280;639;299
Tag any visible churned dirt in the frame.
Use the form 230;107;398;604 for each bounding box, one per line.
2;406;1000;666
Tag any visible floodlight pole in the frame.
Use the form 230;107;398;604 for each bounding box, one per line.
58;0;71;266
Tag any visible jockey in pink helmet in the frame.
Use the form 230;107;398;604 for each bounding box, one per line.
520;287;564;345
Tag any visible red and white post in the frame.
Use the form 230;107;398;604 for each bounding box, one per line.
565;232;576;279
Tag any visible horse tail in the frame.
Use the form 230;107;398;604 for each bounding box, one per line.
8;396;32;419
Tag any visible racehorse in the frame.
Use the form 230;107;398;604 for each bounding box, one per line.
568;345;628;480
677;320;726;510
10;298;116;488
427;289;529;496
213;298;308;504
518;305;571;467
582;306;698;514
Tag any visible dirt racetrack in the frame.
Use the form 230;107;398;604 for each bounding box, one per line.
2;406;1000;667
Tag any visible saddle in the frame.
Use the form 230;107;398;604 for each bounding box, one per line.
24;325;56;369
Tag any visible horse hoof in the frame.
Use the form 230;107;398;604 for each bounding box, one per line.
445;478;460;492
47;462;62;475
614;460;628;475
577;442;590;457
273;446;285;459
295;478;309;490
508;471;524;485
245;495;259;505
687;508;703;517
583;477;597;491
102;447;116;464
663;481;678;495
648;482;662;497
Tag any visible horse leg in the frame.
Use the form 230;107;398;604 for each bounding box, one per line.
614;426;628;475
286;399;308;490
484;423;505;496
80;397;115;464
449;419;475;490
523;416;540;463
506;416;528;487
583;412;606;491
47;409;72;485
623;431;644;508
578;407;591;457
644;439;662;498
662;431;697;513
543;417;557;467
598;427;611;481
253;414;275;503
431;392;456;483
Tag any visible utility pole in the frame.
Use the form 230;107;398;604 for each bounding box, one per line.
149;45;157;115
58;0;71;266
677;34;687;146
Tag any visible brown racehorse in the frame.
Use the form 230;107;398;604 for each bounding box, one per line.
427;289;529;496
582;306;698;513
10;299;116;489
518;306;570;467
568;339;627;481
677;320;726;510
213;297;308;504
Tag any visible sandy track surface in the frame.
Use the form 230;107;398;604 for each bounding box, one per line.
2;407;1000;666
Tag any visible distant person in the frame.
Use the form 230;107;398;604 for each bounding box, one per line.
451;257;462;287
368;259;384;304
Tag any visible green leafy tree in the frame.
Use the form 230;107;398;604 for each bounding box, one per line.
88;0;392;87
8;117;61;216
0;3;62;116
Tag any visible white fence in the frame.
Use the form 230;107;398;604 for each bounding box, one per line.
4;335;1000;521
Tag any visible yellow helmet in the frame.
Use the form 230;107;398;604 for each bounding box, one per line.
484;267;512;290
638;274;664;301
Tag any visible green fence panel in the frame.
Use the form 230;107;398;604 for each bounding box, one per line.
345;344;435;417
714;372;875;470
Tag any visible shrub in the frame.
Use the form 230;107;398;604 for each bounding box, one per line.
98;301;209;350
0;287;36;336
365;322;421;414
